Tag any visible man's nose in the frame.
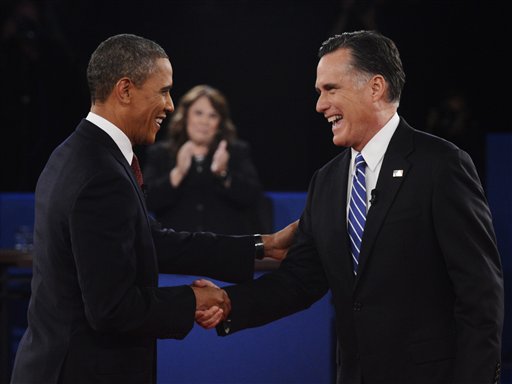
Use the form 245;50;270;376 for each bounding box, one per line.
166;94;174;113
316;94;327;113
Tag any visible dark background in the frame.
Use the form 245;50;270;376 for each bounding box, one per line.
0;1;510;381
0;0;506;192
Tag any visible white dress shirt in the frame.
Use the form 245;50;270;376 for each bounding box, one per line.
347;112;399;219
86;112;134;165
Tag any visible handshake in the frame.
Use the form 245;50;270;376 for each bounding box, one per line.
190;220;299;329
191;279;231;329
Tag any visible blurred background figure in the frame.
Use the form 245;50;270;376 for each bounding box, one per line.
143;85;268;235
425;87;485;183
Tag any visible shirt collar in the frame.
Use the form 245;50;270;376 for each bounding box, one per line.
86;112;133;164
352;112;400;171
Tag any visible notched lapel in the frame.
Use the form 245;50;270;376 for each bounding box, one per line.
107;146;152;230
332;151;356;283
315;149;356;286
355;121;414;282
123;158;151;218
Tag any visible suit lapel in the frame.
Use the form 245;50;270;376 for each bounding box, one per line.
323;149;358;286
115;150;151;220
355;120;414;283
76;120;151;226
332;150;355;283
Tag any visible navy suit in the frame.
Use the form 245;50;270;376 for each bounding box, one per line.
11;119;255;383
219;118;504;384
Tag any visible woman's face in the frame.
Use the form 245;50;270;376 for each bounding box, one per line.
185;95;221;146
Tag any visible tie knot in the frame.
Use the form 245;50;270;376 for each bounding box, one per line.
355;153;366;170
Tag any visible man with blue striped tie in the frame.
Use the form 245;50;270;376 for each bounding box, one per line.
211;30;504;384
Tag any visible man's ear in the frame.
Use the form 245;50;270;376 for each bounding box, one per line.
114;78;132;104
370;74;386;100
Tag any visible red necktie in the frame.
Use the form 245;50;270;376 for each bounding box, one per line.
131;154;144;187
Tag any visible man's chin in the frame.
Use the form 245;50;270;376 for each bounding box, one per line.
332;137;347;147
144;133;158;145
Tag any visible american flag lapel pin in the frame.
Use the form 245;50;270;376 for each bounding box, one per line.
393;170;404;177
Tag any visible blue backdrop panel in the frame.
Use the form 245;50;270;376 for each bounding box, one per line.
266;192;307;231
486;134;512;271
156;191;337;384
157;273;335;384
486;133;512;364
0;193;35;249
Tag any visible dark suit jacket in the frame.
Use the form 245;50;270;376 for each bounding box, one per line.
219;119;504;384
143;139;264;235
11;119;255;384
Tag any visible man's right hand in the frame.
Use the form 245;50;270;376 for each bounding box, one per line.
262;219;299;261
191;279;231;329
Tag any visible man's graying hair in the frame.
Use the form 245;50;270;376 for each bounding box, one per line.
87;34;169;103
318;30;405;103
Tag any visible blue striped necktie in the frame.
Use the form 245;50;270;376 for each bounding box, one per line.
348;153;367;275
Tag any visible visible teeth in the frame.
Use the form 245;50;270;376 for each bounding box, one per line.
327;115;342;123
156;118;163;125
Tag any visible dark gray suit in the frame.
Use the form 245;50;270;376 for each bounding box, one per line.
219;118;504;384
11;119;255;383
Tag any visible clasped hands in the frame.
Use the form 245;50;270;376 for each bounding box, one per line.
170;140;229;187
191;279;230;329
190;219;300;330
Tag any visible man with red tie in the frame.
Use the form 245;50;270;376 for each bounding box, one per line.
10;34;297;384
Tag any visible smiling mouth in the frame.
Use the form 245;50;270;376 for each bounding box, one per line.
327;115;343;128
155;117;165;128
